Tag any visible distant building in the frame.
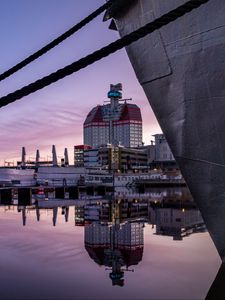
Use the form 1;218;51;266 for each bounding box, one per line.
134;141;155;165
84;148;99;168
133;135;175;167
74;145;91;167
74;143;147;171
83;84;142;148
98;144;147;171
153;134;175;161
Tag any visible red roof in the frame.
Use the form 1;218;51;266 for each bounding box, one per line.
85;245;143;267
74;144;92;150
120;103;142;122
84;105;107;125
84;103;142;126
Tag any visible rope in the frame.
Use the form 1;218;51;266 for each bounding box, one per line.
0;0;115;82
0;0;209;109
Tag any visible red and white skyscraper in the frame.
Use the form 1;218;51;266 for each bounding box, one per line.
83;84;142;148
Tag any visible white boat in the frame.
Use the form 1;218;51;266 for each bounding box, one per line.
0;167;35;187
36;166;87;186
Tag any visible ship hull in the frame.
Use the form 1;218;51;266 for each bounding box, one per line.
113;0;225;259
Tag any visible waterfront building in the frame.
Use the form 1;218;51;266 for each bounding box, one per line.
74;144;92;167
98;144;147;171
83;84;142;148
153;134;174;161
133;135;175;167
146;134;179;172
137;142;156;165
84;148;99;168
74;143;147;171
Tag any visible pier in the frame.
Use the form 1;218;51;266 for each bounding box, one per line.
135;179;186;188
0;184;113;205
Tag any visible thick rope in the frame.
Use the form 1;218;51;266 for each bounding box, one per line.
0;0;209;108
0;0;115;82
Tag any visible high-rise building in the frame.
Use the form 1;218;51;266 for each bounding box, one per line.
83;84;142;148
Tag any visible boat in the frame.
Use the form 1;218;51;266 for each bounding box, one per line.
0;145;114;187
0;167;35;187
105;0;225;260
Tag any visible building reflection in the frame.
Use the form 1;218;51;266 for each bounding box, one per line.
84;198;144;286
82;188;205;284
85;221;143;286
152;207;205;240
0;188;205;239
0;187;206;282
0;187;220;295
1;203;70;226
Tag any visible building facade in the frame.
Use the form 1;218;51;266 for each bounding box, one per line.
74;145;92;167
98;145;147;171
83;84;142;148
153;134;175;161
84;149;99;168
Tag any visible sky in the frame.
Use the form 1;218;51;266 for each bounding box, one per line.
0;0;161;165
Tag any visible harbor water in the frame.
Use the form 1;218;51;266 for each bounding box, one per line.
0;187;221;300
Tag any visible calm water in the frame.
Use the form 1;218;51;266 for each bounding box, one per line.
0;187;221;300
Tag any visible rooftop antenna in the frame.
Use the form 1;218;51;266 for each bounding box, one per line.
104;84;132;146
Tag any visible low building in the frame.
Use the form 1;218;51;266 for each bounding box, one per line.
74;145;92;167
84;148;99;168
134;142;155;165
153;134;175;161
98;145;147;171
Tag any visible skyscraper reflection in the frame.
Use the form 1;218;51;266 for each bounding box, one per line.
84;197;144;286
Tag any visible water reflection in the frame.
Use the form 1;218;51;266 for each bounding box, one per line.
85;221;143;286
0;187;221;299
206;263;225;300
84;196;145;286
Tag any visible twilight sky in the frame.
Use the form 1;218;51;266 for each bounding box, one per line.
0;0;161;165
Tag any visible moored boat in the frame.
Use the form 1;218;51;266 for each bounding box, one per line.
0;167;35;187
